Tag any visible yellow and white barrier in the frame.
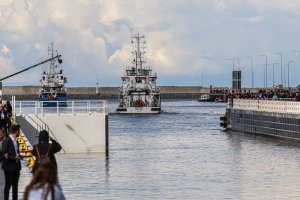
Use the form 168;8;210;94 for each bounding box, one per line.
18;130;35;169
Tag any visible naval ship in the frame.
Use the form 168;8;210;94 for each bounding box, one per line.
39;43;67;107
116;33;161;114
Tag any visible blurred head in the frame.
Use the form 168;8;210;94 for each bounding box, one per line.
10;124;20;136
39;130;49;143
24;160;58;200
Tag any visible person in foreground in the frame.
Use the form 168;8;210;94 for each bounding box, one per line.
31;130;62;173
0;128;5;163
23;160;66;200
1;124;22;200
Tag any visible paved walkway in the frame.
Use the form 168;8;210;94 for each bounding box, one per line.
0;165;31;200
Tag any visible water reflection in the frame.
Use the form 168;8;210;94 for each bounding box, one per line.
11;100;300;199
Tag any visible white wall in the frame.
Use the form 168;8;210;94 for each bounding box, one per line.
17;114;107;153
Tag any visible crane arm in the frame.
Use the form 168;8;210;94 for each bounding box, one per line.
0;55;62;82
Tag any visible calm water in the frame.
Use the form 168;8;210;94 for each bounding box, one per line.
15;99;300;199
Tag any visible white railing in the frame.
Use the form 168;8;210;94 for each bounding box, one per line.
231;99;300;114
13;100;108;116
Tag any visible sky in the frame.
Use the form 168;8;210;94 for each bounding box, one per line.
1;0;300;88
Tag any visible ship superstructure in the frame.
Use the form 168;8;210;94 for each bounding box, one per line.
39;43;67;107
117;33;161;114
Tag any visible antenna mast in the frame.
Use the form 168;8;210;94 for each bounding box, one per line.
131;33;146;75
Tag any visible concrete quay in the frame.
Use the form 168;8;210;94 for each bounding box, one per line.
1;86;222;100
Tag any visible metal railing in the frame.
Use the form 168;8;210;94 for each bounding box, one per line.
231;99;300;114
14;100;108;116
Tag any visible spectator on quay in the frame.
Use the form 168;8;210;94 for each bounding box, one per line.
295;92;300;101
31;130;62;173
0;128;5;163
1;124;22;200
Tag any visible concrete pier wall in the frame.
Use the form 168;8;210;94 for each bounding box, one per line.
1;86;221;100
16;114;108;153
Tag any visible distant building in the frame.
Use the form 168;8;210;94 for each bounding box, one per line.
232;70;241;93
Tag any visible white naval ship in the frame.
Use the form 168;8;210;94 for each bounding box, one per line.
116;33;161;114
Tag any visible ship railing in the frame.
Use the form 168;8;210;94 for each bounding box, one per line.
231;98;300;114
13;100;108;116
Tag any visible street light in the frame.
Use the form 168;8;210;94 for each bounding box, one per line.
294;50;300;77
260;55;268;88
275;53;283;86
273;63;278;87
284;64;287;87
288;61;295;88
247;56;254;88
234;58;240;70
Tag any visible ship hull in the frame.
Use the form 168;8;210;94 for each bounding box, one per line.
39;96;68;107
117;106;161;114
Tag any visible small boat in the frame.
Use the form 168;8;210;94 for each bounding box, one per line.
197;94;211;102
116;33;161;114
38;43;67;107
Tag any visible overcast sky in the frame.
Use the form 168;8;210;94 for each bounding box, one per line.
1;0;300;88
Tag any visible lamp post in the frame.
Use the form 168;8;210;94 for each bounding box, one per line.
234;58;240;70
294;50;300;78
275;53;283;87
247;56;254;89
284;64;287;87
273;63;278;87
288;61;295;88
260;55;268;88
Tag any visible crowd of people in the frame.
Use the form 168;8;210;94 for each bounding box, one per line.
0;123;64;200
0;101;12;136
227;88;300;101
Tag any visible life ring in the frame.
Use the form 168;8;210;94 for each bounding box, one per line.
133;99;145;107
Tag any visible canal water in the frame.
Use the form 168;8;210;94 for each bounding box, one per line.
14;100;300;199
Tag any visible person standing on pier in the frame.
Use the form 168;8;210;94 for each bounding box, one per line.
1;124;22;200
0;128;5;163
31;130;62;173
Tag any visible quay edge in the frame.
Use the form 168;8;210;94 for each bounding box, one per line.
221;99;300;141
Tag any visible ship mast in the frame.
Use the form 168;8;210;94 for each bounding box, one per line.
131;33;146;75
48;42;57;75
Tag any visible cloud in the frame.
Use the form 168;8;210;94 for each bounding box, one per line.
0;0;300;87
1;45;10;54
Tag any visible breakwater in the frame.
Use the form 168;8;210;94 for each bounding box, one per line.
1;86;222;100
